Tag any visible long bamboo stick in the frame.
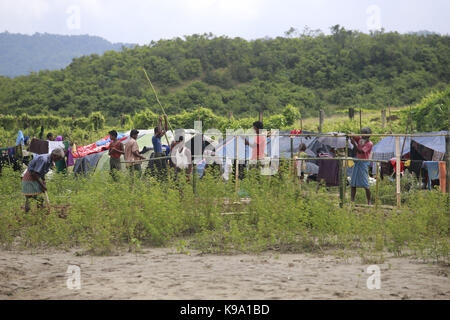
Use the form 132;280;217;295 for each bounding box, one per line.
395;136;401;208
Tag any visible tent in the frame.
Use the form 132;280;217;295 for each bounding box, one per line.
371;131;449;174
74;130;174;175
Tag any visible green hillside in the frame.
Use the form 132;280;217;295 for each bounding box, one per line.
0;26;449;119
0;32;135;77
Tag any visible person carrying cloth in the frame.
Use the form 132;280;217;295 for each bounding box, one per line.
152;115;169;180
108;130;124;180
125;129;145;178
22;148;64;212
350;127;373;205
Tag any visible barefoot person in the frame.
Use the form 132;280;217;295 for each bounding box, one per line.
350;127;373;205
22;148;64;212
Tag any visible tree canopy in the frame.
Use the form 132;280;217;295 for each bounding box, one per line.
0;27;449;121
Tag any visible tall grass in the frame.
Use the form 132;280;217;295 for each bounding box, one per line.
0;165;448;263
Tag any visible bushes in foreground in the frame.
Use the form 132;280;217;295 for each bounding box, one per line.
0;165;448;263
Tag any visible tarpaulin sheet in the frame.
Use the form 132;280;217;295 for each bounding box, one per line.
72;134;127;158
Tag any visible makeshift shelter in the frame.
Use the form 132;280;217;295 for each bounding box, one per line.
74;130;174;175
371;131;449;179
93;130;174;174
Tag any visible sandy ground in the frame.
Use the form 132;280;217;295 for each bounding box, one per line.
0;247;448;300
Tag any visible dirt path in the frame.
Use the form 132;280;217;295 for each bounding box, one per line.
0;248;448;300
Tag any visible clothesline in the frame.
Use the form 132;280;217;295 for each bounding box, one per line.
119;156;436;164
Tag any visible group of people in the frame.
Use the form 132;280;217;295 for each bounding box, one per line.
107;115;195;184
20;118;374;212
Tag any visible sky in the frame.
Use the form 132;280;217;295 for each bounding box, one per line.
0;0;449;44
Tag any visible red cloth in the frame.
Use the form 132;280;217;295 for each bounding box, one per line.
390;158;404;173
251;135;267;161
109;140;124;159
290;129;302;137
354;136;373;159
72;135;127;158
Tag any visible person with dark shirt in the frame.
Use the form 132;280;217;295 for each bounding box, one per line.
47;133;55;141
152;115;168;180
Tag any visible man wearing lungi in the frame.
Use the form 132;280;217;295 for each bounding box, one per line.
22;148;64;212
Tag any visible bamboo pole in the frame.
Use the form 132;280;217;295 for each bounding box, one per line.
142;68;174;148
235;136;239;199
375;162;380;209
290;136;294;180
192;163;197;194
446;135;450;195
359;109;362;132
395;136;401;207
339;159;344;208
344;138;349;199
319;110;324;133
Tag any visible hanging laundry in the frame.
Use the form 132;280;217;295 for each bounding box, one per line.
29;138;49;154
317;156;340;187
423;161;439;190
66;147;74;167
48;141;65;154
390;158;404;173
72;134;127;158
16;130;25;146
438;162;446;193
432;151;445;161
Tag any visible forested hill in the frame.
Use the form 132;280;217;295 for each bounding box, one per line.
0;32;135;77
0;26;449;119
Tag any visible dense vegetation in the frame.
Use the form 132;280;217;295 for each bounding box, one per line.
2;87;449;147
0;164;448;263
1;26;449;120
0;32;135;77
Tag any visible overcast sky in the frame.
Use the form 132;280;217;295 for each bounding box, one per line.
1;0;449;44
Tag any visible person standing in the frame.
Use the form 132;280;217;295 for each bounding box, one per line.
46;133;55;141
171;136;193;183
350;127;373;205
108;130;124;180
22;148;64;212
125;129;145;178
152;115;169;180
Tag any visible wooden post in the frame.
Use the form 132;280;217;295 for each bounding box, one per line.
259;111;263;123
388;107;392;132
446;135;450;195
290;137;294;179
381;110;386;129
344;137;349;199
375;162;380;209
229;111;233;120
339;159;344;208
235;136;239;199
192;163;197;194
395;136;401;207
319;110;324;133
359;109;362;132
349;108;354;120
300;118;303;131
